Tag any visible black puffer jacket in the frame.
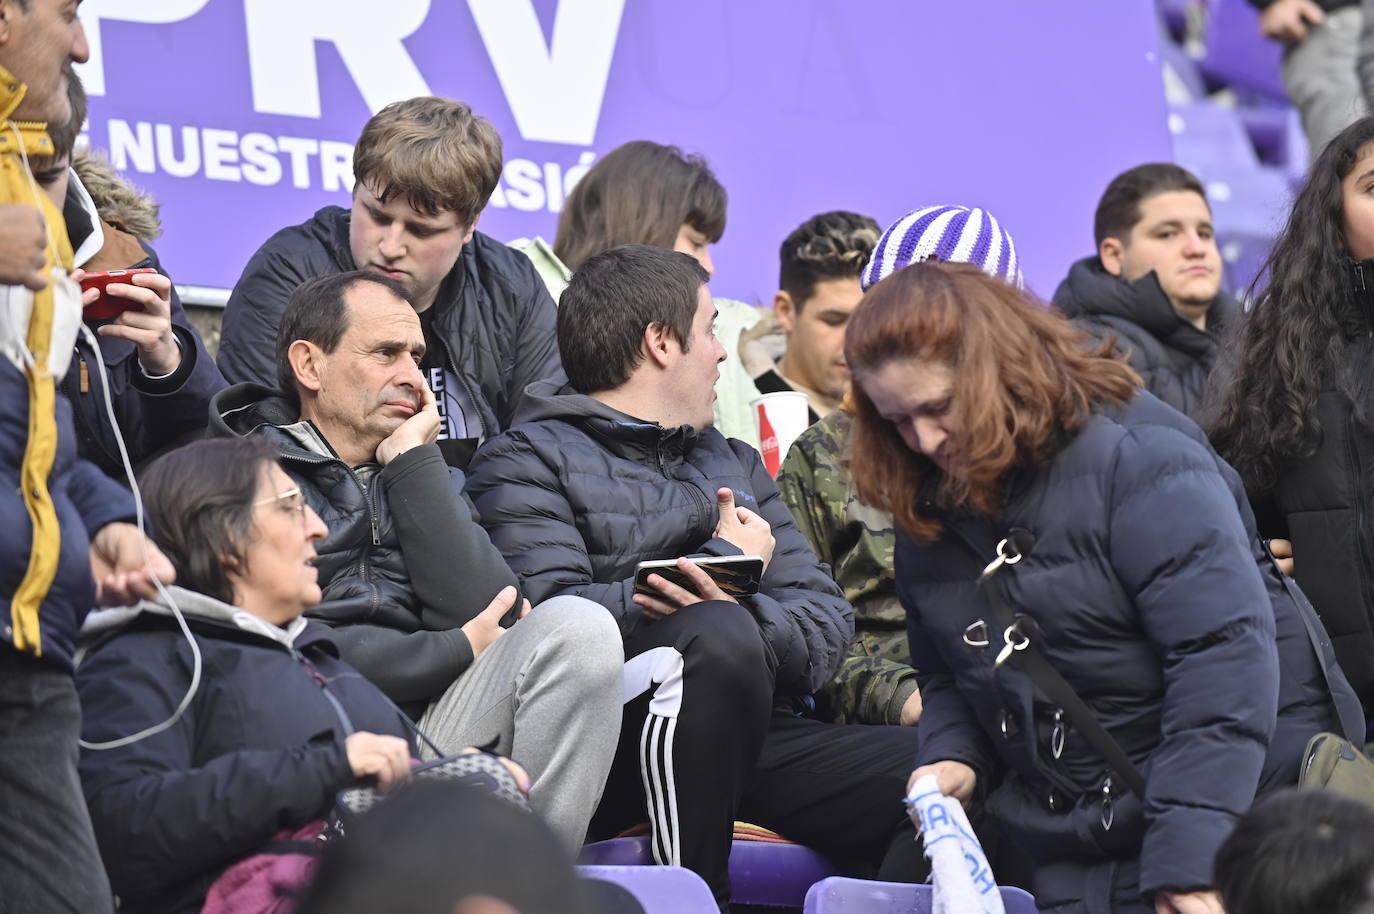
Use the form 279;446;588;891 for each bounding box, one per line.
1053;257;1235;420
217;206;561;438
465;381;852;696
1266;298;1374;713
77;587;413;914
209;384;519;709
899;392;1357;906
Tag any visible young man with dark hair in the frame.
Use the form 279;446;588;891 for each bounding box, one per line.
752;211;880;424
219;96;561;468
1215;788;1374;914
1052;162;1236;419
209;271;623;850
466;244;919;907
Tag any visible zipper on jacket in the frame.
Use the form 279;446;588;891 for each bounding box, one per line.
277;450;384;615
365;478;383;547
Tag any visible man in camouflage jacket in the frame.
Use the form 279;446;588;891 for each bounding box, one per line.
778;408;920;726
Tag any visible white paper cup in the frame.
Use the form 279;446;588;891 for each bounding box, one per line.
750;391;811;477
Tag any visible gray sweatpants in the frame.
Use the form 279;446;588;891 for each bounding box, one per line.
1286;4;1367;161
418;595;624;850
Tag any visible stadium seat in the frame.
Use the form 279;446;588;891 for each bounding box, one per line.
578;865;718;914
1198;0;1287;101
1170;103;1260;167
1159;35;1208;102
1157;0;1193;42
1192;167;1292;294
1234;104;1309;186
802;876;1039;914
580;832;850;908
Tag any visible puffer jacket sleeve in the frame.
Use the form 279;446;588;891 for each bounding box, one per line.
496;248;562;429
466;430;641;626
77;635;356;901
1106;424;1279;899
900;546;999;783
122;244;227;437
67;456;136;535
715;440;853;695
381;444;519;630
218;227;331;387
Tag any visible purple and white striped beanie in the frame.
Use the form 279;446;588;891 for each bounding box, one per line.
861;205;1023;291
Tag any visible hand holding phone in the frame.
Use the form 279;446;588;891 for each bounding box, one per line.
79;268;158;320
632;554;765;620
79;268;182;377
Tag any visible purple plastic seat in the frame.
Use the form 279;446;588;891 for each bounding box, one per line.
580;836;849;907
1234;104;1309;187
1160;35;1208;101
578;865;718;914
1157;0;1192;42
1199;0;1287;101
1152;165;1290;296
803;876;1039;914
1170;103;1261;167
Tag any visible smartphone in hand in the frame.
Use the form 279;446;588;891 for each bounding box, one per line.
80;268;157;321
634;555;765;598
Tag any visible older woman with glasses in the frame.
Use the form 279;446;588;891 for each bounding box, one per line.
75;437;457;914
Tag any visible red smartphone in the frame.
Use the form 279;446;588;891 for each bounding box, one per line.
80;268;157;321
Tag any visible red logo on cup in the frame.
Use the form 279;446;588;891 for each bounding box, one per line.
758;406;780;476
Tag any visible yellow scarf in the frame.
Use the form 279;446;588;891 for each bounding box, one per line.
1;64;74;657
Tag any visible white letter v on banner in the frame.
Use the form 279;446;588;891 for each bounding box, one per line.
468;0;626;146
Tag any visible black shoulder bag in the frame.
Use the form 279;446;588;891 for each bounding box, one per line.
979;529;1147;799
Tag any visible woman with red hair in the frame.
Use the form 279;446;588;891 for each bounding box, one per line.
845;262;1357;914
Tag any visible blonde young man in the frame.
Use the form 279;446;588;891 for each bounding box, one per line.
219;97;561;468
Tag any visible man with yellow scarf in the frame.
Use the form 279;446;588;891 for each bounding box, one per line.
0;2;173;910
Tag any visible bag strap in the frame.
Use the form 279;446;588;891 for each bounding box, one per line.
1262;542;1366;745
380;693;447;759
980;531;1148;798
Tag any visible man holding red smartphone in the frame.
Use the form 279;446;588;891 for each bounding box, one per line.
28;70;226;479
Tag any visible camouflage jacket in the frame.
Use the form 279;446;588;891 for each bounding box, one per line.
777;410;919;726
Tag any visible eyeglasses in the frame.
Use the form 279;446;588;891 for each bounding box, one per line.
254;487;308;522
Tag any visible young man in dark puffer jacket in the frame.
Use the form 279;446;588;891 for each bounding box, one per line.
218;96;561;468
466;245;921;907
1052;163;1237;422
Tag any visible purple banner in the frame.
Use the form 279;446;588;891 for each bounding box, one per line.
76;0;1170;301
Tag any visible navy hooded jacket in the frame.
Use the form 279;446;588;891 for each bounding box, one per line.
1053;257;1235;421
77;587;414;914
